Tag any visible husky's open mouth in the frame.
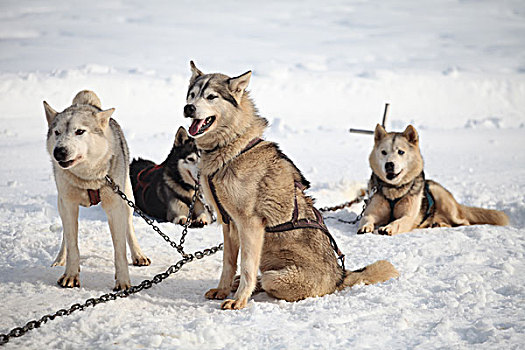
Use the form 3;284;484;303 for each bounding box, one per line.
58;156;81;169
189;116;215;136
386;170;402;181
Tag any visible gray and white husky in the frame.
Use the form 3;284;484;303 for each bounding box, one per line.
44;90;150;290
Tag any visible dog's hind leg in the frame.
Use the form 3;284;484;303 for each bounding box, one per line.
56;197;81;288
123;177;150;266
51;231;67;267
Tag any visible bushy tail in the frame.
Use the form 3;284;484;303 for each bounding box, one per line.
461;205;509;226
338;260;399;290
129;158;155;189
72;90;102;109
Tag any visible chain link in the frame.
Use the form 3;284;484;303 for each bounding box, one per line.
105;175;198;258
0;175;223;346
321;187;376;225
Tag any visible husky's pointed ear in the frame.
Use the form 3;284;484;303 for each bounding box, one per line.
374;124;387;143
174;126;189;146
190;61;203;83
43;101;58;125
403;124;419;145
95;108;114;129
228;71;251;104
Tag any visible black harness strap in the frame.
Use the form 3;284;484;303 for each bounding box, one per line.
375;171;435;225
420;181;435;224
265;182;346;271
207;138;264;225
207;138;346;272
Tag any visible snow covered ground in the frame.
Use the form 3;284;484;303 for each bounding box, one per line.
0;0;524;349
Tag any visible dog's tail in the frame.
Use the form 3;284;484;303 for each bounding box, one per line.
72;90;102;109
460;205;509;226
337;260;399;291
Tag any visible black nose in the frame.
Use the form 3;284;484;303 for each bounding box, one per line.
184;104;196;118
385;162;395;172
53;147;68;162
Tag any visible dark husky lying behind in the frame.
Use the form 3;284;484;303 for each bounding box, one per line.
130;126;212;226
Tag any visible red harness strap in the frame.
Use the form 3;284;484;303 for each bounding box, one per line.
135;164;164;204
87;189;101;206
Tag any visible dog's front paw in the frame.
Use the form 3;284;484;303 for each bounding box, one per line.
196;213;209;226
114;279;131;291
205;288;230;300
132;255;151;266
174;216;189;226
57;274;80;288
357;223;374;234
378;224;396;236
431;221;450;228
221;298;248;310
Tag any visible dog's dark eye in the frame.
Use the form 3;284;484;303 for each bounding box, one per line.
190;92;195;99
381;150;387;155
75;129;85;136
187;156;196;163
54;130;61;136
398;150;405;155
206;94;218;100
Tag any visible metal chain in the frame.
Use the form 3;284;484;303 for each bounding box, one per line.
0;175;223;346
104;175;198;258
318;189;366;213
321;187;377;225
0;245;223;346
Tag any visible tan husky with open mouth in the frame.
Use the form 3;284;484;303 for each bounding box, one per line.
184;62;399;310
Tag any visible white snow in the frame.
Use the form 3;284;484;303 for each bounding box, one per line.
0;0;524;349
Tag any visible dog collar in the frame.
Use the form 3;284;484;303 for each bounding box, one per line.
87;189;101;206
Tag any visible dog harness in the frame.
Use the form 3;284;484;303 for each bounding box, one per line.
87;189;101;206
134;164;165;205
372;172;435;225
206;138;346;271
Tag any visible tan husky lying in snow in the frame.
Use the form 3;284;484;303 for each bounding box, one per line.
358;124;509;235
184;62;399;310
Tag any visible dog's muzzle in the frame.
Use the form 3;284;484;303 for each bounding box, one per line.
184;104;196;118
54;147;68;162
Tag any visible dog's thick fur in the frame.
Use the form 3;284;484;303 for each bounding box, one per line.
357;124;509;235
129;126;212;226
45;90;150;290
184;62;399;310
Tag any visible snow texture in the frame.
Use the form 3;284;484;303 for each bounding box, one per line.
0;1;524;349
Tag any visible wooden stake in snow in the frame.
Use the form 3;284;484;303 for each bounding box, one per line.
349;103;389;134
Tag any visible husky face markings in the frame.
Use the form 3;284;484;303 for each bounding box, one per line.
184;61;252;140
169;126;200;184
370;124;423;186
129;126;212;226
46;103;114;171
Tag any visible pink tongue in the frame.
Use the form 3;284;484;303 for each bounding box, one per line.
189;119;205;136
